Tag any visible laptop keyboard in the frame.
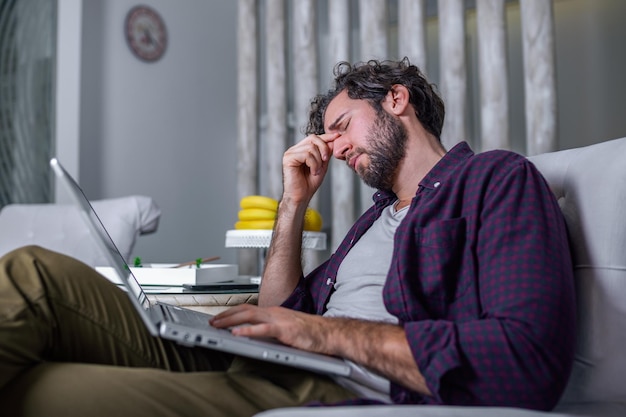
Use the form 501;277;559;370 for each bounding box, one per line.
162;305;213;328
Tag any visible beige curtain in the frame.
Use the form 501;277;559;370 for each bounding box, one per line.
235;0;558;273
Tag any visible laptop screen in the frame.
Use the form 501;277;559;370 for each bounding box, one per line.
50;158;152;312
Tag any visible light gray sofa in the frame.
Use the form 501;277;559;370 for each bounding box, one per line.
0;195;161;266
256;137;626;417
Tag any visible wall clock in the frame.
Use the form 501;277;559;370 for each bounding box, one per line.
125;5;167;62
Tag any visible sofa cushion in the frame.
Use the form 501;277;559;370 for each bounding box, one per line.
0;195;160;267
252;139;626;417
528;137;626;405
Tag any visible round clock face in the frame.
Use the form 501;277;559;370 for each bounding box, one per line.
125;6;167;62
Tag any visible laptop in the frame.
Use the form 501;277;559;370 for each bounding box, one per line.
50;157;352;378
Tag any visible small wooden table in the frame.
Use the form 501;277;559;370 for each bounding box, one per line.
147;292;258;315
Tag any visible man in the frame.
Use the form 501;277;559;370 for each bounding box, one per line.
0;59;575;416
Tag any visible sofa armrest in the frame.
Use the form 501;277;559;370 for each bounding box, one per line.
253;403;626;417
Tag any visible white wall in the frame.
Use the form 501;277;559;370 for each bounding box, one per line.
552;0;626;149
54;0;83;200
78;0;239;264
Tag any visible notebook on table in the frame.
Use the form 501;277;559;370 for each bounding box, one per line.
49;157;351;378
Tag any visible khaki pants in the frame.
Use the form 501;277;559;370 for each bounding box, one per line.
0;246;356;417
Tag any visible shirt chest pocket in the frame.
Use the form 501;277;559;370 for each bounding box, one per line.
396;217;471;316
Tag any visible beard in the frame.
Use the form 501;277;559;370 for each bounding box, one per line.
350;109;408;191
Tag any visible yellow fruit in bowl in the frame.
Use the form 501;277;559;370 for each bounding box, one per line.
234;220;276;230
238;208;277;221
234;195;322;232
304;207;323;231
240;195;279;211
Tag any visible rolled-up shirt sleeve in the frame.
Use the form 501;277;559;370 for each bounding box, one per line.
280;274;312;312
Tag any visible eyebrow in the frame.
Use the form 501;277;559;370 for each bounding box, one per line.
326;111;348;132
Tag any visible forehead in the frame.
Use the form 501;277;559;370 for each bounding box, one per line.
324;90;369;131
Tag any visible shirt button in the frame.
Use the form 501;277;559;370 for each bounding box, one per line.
434;181;441;188
326;278;332;286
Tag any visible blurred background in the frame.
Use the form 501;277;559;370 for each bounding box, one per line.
1;0;624;273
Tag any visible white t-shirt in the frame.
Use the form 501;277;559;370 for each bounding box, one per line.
324;202;408;402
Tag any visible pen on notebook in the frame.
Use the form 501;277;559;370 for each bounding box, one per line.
172;256;221;268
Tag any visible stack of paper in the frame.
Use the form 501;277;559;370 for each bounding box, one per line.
96;263;239;287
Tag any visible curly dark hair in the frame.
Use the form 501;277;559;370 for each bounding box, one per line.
305;58;445;140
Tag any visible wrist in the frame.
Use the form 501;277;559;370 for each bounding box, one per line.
319;317;357;357
277;196;309;219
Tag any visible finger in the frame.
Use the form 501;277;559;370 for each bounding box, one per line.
212;303;254;320
230;322;275;338
210;304;257;328
303;148;328;176
298;133;338;162
318;132;340;142
311;133;339;161
284;144;327;176
318;142;334;163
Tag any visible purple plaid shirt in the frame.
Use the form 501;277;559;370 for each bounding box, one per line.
282;142;576;410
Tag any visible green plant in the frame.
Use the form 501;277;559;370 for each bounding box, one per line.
133;257;143;268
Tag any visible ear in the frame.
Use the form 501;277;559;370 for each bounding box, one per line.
382;84;410;116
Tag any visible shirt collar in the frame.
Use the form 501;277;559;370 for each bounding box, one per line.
372;190;397;209
419;141;474;191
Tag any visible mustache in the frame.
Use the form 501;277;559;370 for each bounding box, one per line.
345;148;367;171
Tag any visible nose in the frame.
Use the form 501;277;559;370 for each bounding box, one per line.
332;134;351;160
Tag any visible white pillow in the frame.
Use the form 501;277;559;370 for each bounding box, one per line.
0;195;160;266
